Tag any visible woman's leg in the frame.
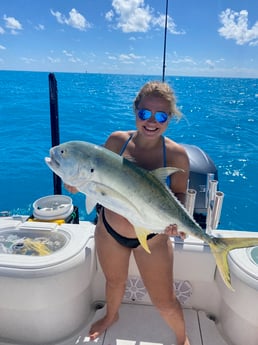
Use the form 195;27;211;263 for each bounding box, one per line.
89;217;131;340
133;234;190;345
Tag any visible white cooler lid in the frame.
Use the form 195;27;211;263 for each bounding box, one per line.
0;222;95;275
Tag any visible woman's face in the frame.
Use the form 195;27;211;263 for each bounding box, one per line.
136;95;171;138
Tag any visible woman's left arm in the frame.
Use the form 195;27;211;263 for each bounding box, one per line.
170;144;189;203
165;143;190;238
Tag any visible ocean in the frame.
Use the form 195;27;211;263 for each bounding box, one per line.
0;70;257;232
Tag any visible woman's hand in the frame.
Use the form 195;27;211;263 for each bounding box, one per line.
64;183;78;194
164;224;186;240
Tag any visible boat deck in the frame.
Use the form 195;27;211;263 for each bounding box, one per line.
60;304;229;345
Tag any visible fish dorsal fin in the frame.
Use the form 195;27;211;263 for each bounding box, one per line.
151;167;184;185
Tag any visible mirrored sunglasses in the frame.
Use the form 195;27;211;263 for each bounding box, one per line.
137;108;169;124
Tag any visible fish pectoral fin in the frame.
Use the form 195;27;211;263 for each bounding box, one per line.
210;236;258;291
134;227;152;254
85;197;97;214
94;183;142;217
151;167;184;185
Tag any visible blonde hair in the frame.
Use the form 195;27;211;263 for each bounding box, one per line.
133;81;181;119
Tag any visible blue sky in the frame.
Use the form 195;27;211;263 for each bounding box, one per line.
0;0;258;77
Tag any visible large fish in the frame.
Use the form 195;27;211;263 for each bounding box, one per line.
45;141;258;290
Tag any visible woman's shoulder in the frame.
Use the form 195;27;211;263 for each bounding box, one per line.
105;130;135;153
164;137;189;167
108;130;134;140
165;136;187;154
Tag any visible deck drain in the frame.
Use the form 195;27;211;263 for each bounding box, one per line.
12;242;25;250
93;301;105;310
207;314;217;322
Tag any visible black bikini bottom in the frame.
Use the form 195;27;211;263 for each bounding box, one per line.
102;209;157;249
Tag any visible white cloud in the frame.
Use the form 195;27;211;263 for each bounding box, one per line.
108;55;117;60
106;0;184;35
3;14;23;34
106;51;142;64
47;56;61;64
152;14;185;35
218;8;258;46
35;24;45;31
205;58;224;68
63;50;73;57
68;56;81;63
112;0;151;32
249;40;258;47
105;10;114;22
0;26;5;34
205;59;215;68
109;0;152;32
0;44;6;50
50;8;91;31
171;56;197;65
118;52;142;64
20;57;35;64
62;50;81;63
119;52;141;60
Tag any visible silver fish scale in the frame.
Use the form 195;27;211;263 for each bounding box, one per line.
47;141;212;242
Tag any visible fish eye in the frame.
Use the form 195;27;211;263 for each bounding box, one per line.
90;168;94;173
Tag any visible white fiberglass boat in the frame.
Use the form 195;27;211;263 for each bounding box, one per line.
0;144;257;345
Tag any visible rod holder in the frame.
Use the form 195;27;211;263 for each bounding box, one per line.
205;173;215;208
211;191;224;229
185;189;197;217
206;180;218;234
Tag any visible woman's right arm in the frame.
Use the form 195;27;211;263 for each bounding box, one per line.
64;183;79;194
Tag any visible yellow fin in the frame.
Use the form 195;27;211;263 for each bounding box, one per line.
209;236;258;290
134;227;152;254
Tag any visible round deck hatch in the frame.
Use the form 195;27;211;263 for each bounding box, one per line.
0;229;67;256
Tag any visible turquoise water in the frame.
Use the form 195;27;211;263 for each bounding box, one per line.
0;71;257;231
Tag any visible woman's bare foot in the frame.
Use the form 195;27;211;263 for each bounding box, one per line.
89;314;119;340
183;336;190;345
177;335;190;345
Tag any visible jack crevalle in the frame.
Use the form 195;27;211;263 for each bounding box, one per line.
45;140;258;290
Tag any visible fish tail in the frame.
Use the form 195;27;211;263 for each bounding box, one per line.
134;227;151;254
210;237;258;290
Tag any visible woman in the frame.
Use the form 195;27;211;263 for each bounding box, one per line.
66;81;190;345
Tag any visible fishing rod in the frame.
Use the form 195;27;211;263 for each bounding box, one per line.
162;0;169;82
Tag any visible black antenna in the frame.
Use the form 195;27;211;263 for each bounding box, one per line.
48;73;62;195
162;0;169;82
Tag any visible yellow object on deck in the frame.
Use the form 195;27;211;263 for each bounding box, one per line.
28;218;65;225
23;239;51;256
